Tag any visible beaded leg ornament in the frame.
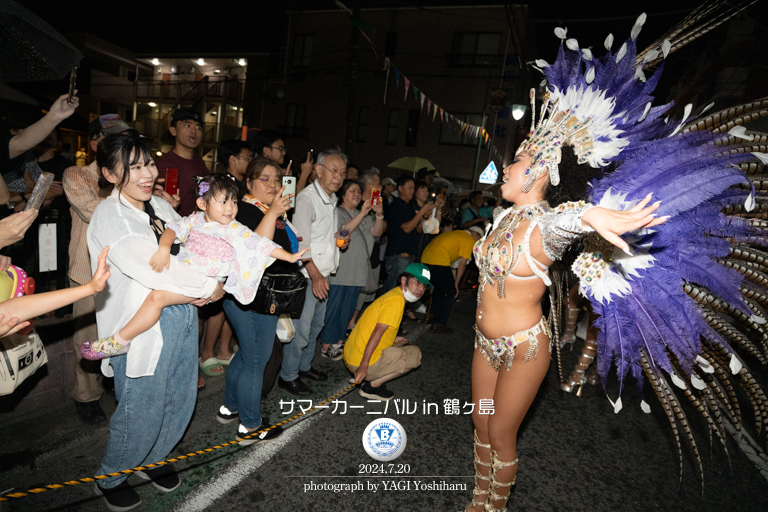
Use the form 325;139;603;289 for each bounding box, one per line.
464;430;492;511
486;450;518;511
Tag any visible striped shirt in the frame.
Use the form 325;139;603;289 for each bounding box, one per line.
63;161;110;285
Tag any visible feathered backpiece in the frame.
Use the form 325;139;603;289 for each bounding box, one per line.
532;3;768;482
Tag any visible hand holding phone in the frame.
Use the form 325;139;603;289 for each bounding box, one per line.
371;188;381;206
68;67;77;103
282;176;297;208
165;168;179;196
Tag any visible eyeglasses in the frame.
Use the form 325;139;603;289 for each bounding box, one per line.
409;278;428;290
268;146;286;153
319;163;347;179
257;176;281;185
237;155;253;162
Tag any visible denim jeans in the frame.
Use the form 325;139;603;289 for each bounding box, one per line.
321;284;361;346
280;276;326;381
223;298;278;429
383;253;415;293
97;305;198;489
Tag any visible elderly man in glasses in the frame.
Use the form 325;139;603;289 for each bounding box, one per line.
278;147;349;396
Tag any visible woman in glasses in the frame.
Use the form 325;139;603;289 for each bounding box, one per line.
215;156;300;443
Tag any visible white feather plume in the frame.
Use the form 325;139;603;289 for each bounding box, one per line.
615;43;627;63
635;66;646;82
555;27;567;40
535;59;550;68
729;126;754;140
751;152;768;165
582;48;593;61
662;39;671;58
642;49;659;64
566;38;579;51
586;66;596;84
730;353;743;375
604;33;614;51
637;102;652;123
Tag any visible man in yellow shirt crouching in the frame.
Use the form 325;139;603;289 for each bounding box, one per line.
343;263;432;400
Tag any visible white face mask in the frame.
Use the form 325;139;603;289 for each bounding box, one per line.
403;287;421;303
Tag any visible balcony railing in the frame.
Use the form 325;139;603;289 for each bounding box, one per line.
135;76;245;103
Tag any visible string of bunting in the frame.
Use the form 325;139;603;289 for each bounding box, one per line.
355;17;501;158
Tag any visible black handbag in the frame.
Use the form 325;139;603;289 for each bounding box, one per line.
253;268;308;318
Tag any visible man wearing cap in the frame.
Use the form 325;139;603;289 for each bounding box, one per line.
343;263;429;400
62;114;132;424
420;226;484;333
154;108;208;216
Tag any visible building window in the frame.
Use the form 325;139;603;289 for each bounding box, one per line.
356;107;369;142
386;32;398;56
386;109;401;145
292;34;313;68
439;113;487;147
449;32;502;67
285;104;308;137
405;109;420;147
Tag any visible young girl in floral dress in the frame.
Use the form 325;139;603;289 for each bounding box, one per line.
80;174;307;360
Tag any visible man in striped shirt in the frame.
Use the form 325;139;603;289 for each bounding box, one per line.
62;114;130;425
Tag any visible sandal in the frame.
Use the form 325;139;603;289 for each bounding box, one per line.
199;357;225;377
486;450;518;511
561;339;597;395
462;430;491;512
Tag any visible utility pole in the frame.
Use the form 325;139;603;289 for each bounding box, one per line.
344;0;361;157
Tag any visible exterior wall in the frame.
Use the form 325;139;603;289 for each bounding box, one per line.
254;6;534;183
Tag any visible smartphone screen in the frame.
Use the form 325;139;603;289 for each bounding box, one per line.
165;168;179;196
371;188;381;206
282;176;297;208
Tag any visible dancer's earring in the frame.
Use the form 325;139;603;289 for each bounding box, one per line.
520;168;537;193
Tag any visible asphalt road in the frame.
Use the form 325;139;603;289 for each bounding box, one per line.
2;291;768;512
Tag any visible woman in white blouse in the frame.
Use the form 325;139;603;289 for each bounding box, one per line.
86;132;224;509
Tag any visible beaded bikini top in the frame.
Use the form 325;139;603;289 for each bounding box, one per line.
473;201;550;301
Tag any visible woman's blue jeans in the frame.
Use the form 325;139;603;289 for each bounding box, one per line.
97;305;198;489
223;298;278;429
321;284;361;345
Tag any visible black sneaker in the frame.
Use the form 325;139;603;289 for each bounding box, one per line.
94;480;141;512
217;405;239;424
76;400;107;425
134;464;180;492
359;382;395;401
236;417;284;446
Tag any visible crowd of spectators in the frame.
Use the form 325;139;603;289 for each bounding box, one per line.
0;94;506;510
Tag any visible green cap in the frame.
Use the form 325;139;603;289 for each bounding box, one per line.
404;263;433;289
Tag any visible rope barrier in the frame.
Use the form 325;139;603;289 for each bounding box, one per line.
0;383;357;502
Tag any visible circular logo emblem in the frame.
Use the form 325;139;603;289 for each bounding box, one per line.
362;418;407;461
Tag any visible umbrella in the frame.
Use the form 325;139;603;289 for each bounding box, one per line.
433;177;455;196
387;156;435;174
0;0;83;82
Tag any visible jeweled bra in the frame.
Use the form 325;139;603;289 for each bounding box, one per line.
473;201;550;302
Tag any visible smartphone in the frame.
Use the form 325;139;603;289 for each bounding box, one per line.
67;67;77;103
371;188;381;206
282;175;297;208
309;149;315;163
25;173;54;211
165;168;179;196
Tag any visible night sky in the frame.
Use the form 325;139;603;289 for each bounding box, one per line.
17;0;710;55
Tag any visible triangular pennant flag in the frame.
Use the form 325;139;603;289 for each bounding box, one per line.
484;132;489;143
427;98;432;113
439;107;444;123
461;123;467;136
403;77;410;101
432;103;438;122
359;29;379;60
420;92;426;111
414;86;419;101
394;67;401;88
